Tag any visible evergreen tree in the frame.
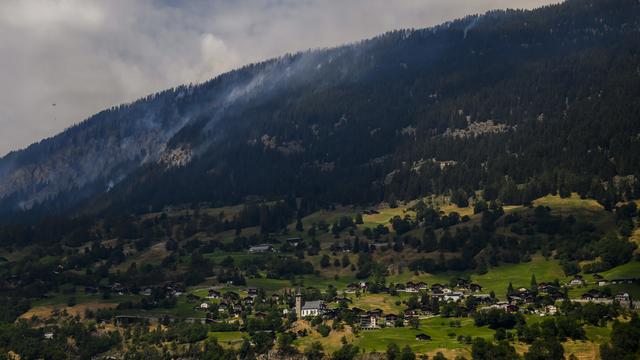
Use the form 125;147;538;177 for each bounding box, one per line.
506;282;515;297
530;274;538;293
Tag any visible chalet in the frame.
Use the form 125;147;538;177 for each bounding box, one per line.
495;301;509;309
286;237;302;246
415;333;431;341
536;305;557;316
545;305;558;315
360;313;379;329
610;278;636;285
404;310;419;318
207;289;221;299
506;304;519;313
301;300;325;317
456;279;470;288
405;282;419;293
232;303;244;313
508;295;523;304
581;289;608;300
615;292;631;303
568;276;586;287
371;242;388;249
243;296;254;305
142;288;153;296
417;282;428;290
538;283;555;293
247;287;258;297
249;244;273;253
444;291;464;302
199;302;210;310
518;288;533;299
469;283;483;292
431;283;444;292
334;296;352;304
111;283;126;294
385;314;399;325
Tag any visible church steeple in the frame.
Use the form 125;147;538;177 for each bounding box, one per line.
295;288;302;319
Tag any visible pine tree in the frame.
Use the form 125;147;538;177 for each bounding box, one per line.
530;274;538;293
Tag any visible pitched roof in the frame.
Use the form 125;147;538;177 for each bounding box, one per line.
301;300;323;310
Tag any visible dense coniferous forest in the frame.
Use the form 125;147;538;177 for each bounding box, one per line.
0;0;639;220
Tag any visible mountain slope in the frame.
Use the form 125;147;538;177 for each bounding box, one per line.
2;0;640;219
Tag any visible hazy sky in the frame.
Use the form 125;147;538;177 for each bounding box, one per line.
0;0;558;156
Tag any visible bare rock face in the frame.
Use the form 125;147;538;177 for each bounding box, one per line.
442;120;511;139
159;145;193;169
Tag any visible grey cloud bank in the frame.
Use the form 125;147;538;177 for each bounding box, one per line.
0;0;558;156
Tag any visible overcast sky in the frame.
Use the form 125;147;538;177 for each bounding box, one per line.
0;0;558;156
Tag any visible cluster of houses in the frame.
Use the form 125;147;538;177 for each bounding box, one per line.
580;289;632;304
93;270;638;328
567;274;639;288
344;279;482;301
294;296;404;329
192;287;279;316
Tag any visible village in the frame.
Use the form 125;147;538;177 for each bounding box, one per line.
99;271;637;333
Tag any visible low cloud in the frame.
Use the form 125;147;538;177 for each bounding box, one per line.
0;0;558;156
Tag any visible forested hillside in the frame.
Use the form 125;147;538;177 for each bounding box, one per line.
1;0;640;220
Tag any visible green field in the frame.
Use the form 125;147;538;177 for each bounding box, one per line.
600;260;640;279
345;293;411;314
209;331;248;348
469;256;567;297
354;317;494;354
387;255;567;300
